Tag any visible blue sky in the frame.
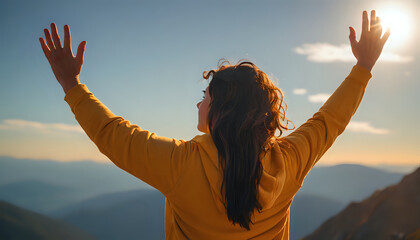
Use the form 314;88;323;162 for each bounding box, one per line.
0;0;419;166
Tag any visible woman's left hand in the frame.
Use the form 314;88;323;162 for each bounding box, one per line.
39;23;86;93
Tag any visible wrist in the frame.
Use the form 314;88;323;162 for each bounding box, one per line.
61;77;81;94
356;61;373;72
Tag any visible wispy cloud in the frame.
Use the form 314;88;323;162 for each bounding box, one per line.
293;88;307;95
308;93;331;103
0;119;83;133
294;43;414;63
347;121;390;135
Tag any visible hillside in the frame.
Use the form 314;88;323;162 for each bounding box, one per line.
303;167;420;240
0;200;94;240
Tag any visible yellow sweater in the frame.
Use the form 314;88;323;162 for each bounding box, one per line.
64;65;371;239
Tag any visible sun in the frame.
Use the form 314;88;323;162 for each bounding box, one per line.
376;7;411;49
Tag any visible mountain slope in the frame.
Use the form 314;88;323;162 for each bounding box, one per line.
303;167;420;240
0;200;94;240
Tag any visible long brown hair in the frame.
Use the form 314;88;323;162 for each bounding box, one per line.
202;60;294;230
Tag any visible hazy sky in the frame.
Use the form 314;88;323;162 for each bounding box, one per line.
1;0;419;167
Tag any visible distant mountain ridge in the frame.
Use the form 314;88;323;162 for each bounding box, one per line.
0;200;94;240
297;164;404;204
0;156;150;192
0;180;75;214
0;156;415;239
0;156;153;214
52;188;159;217
61;189;166;240
303;167;420;240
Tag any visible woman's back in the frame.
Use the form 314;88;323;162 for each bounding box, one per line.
164;134;297;239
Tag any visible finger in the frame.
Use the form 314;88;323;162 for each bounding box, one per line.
362;11;369;34
376;17;383;36
39;37;51;61
44;28;55;50
76;41;87;64
370;10;376;31
64;24;72;54
381;27;391;45
50;23;63;49
349;26;358;46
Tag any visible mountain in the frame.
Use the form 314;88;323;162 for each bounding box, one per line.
0;156;150;193
297;164;404;204
0;200;94;240
0;157;413;239
60;189;166;240
289;164;405;240
303;167;420;240
0;180;76;215
290;194;345;240
52;188;158;217
0;156;153;214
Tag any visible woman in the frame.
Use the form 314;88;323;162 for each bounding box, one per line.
39;10;389;239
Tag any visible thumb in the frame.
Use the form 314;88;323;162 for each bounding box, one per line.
76;41;87;64
381;27;391;46
349;27;357;47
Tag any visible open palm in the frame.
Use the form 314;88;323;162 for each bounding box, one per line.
349;10;390;72
39;23;86;93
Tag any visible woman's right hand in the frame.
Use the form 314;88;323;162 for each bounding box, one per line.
349;10;390;72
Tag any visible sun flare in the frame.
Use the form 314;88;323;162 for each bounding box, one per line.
376;8;411;48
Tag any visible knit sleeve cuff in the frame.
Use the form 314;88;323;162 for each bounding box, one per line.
64;84;91;113
349;65;372;87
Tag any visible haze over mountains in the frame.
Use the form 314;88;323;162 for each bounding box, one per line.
59;189;165;240
0;156;417;240
0;156;151;214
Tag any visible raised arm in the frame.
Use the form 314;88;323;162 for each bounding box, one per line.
39;23;191;195
281;10;390;185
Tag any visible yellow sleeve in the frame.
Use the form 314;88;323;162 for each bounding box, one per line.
64;84;192;195
280;65;372;185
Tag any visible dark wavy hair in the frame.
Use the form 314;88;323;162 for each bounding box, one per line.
202;59;294;230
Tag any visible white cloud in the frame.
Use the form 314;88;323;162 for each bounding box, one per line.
308;93;331;103
293;88;307;95
0;119;84;133
347;121;390;135
294;43;414;63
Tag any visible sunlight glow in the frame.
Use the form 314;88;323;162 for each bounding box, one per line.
377;7;411;49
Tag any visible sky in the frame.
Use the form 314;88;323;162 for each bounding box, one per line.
0;0;419;168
